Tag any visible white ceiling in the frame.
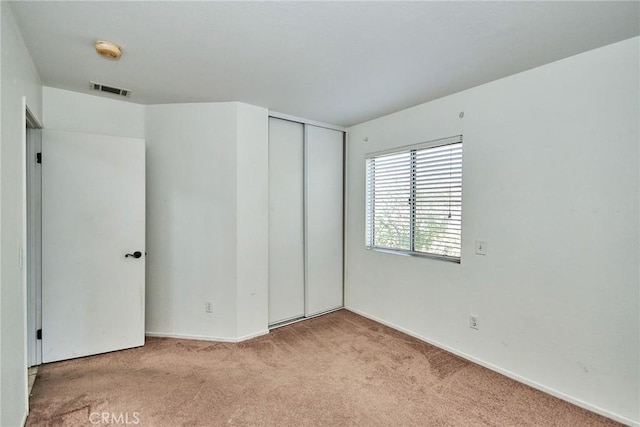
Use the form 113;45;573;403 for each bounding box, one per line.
10;1;640;127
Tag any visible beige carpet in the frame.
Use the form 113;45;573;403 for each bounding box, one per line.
26;310;621;426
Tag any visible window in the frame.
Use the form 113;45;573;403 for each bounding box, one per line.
366;135;463;262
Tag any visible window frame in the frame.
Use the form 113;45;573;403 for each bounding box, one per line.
365;135;463;263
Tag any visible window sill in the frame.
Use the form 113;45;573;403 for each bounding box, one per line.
365;246;461;264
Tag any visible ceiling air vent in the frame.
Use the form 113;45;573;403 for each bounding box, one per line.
89;81;131;97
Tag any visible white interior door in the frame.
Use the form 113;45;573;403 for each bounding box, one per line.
42;130;145;363
268;118;305;325
305;125;344;316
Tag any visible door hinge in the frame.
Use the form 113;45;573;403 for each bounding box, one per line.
36;329;42;340
36;152;42;164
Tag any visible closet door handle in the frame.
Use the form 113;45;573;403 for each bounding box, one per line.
125;251;142;259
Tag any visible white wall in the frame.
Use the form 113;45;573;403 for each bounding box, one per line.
145;103;239;340
43;87;145;138
145;102;270;342
0;2;42;426
345;37;639;425
235;103;269;340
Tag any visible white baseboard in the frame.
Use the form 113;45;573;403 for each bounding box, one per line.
145;329;269;344
145;331;237;343
236;330;269;342
345;307;638;427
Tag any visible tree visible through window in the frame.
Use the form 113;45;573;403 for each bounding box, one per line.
366;136;462;262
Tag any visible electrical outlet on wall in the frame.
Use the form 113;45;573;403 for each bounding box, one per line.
205;301;213;314
469;315;479;330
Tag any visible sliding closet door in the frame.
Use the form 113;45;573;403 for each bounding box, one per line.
268;118;305;325
305;125;344;316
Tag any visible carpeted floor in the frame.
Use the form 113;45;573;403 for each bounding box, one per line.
26;310;621;426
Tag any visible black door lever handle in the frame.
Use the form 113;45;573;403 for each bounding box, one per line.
125;251;143;259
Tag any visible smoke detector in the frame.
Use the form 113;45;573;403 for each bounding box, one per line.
94;40;122;60
89;81;131;97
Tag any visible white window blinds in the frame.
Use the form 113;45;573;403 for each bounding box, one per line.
366;135;463;262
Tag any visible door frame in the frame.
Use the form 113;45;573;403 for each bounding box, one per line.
25;100;43;370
